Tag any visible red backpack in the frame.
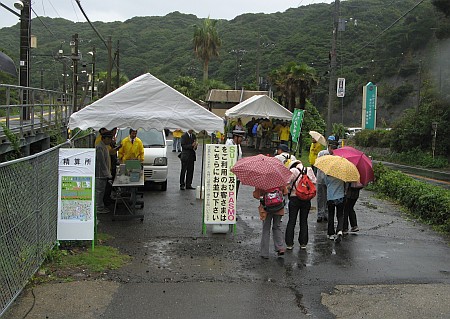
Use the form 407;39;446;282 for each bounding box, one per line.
262;187;285;213
293;168;316;201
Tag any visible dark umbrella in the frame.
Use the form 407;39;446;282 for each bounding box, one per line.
0;52;17;77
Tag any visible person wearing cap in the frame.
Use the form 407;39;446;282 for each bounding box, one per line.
118;128;144;163
95;132;113;214
315;136;339;223
226;130;245;194
274;143;297;166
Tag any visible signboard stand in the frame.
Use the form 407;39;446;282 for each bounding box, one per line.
202;145;238;234
58;149;96;249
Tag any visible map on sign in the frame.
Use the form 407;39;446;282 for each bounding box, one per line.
60;176;93;221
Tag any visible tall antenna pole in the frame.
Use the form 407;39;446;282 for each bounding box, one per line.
327;0;340;136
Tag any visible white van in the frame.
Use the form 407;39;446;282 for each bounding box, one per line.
116;128;168;191
346;127;362;137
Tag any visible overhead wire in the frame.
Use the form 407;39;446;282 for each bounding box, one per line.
351;0;427;55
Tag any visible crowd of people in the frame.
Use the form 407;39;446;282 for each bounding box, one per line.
222;117;292;150
254;135;363;258
94;122;363;260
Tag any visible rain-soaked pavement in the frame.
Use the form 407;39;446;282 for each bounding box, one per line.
4;145;450;319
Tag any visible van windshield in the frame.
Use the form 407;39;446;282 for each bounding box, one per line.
117;128;165;147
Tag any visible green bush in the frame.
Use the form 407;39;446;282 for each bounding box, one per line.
354;129;393;148
373;163;450;232
387;84;414;105
382;149;448;169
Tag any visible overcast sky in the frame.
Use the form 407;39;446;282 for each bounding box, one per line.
0;0;334;29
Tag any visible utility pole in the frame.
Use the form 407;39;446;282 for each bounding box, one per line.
90;46;96;101
327;0;340;136
115;40;120;89
71;33;79;113
107;36;112;94
256;34;261;87
18;0;31;120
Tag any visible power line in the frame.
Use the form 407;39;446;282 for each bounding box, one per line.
74;0;107;49
352;0;427;55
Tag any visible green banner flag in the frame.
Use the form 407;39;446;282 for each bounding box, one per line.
290;109;304;143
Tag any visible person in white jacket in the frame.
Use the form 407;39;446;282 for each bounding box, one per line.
274;144;297;167
226;130;245;194
285;160;317;250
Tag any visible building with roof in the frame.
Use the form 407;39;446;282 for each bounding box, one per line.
206;89;272;117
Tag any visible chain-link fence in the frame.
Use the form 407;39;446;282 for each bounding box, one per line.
0;133;93;316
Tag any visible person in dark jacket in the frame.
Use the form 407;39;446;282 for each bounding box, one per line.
179;129;198;190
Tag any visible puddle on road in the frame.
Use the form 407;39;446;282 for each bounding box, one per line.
143;239;174;270
143;238;239;276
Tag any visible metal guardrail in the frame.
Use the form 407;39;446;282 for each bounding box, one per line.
0;133;94;317
0;84;72;144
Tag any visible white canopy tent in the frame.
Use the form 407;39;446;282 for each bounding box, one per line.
225;95;292;120
68;73;224;134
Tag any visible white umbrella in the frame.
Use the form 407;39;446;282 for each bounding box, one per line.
309;131;327;146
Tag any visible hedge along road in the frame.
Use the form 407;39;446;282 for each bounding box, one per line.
376;160;450;189
4;147;450;319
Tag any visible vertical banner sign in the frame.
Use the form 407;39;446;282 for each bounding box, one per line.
290;109;304;143
337;77;345;97
362;82;377;130
204;145;238;225
57;149;95;240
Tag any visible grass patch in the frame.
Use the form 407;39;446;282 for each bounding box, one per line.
32;235;131;284
56;245;131;272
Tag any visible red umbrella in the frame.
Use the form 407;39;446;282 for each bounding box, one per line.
333;146;374;185
231;154;293;190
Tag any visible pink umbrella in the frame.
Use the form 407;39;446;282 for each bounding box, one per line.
231;154;293;190
333;146;374;185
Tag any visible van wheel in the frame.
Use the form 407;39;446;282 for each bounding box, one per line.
160;180;167;191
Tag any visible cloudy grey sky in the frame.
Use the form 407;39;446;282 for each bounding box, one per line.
0;0;334;28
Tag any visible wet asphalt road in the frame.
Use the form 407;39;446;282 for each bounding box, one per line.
5;145;450;319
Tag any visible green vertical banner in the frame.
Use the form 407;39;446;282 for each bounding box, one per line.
290;109;304;143
362;82;377;130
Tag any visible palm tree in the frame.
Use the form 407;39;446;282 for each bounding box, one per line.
193;17;221;82
290;63;319;109
269;62;318;111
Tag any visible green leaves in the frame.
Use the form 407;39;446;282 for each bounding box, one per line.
373;163;450;232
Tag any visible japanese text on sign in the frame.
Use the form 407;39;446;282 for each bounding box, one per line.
204;145;238;224
58;149;96;240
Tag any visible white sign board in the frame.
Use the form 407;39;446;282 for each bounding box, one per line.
203;145;238;224
57;149;95;240
337;78;346;97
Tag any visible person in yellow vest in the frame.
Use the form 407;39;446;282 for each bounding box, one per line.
172;129;183;152
309;137;323;175
118;128;144;163
279;121;290;145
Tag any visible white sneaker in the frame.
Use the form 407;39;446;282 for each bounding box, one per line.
327;234;336;240
335;231;343;243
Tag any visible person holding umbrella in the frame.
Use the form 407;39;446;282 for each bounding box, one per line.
308;131;326;174
315;136;339;223
333;146;374;233
231;154;293;258
343;182;363;233
314;154;360;243
324;174;345;242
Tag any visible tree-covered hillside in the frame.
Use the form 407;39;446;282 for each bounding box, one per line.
1;0;449;126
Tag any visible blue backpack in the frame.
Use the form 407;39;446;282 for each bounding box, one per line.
252;123;258;135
